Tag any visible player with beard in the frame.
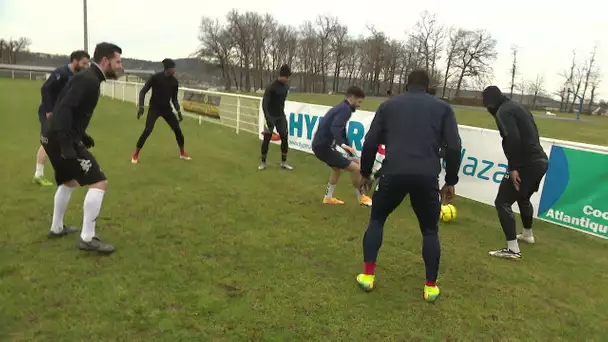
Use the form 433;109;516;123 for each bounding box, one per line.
42;42;123;254
311;86;372;207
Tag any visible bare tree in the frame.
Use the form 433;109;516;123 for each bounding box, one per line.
568;63;586;112
316;15;339;93
365;25;388;95
453;30;497;97
197;17;235;90
559;50;577;111
579;44;597;112
0;38;5;63
298;21;320;92
516;77;526;104
330;24;349;92
226;10;255;91
587;67;601;113
2;37;32;64
529;75;544;109
509;46;518;98
410;11;445;81
441;28;466;98
193;10;507;97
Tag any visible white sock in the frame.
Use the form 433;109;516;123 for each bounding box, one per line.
81;188;105;242
35;163;44;178
522;228;533;237
507;240;520;253
50;185;74;233
355;188;362;200
325;184;336;199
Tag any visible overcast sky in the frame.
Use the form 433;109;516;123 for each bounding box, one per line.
1;0;606;99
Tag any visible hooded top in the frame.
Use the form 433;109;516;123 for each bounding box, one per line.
482;86;548;171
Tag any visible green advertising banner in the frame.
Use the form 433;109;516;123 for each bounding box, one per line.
538;146;608;239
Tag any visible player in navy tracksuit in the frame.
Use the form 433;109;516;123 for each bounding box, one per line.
311;86;372;207
34;50;90;186
356;70;462;302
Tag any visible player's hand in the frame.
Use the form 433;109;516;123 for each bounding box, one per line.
359;176;374;193
177;110;183;122
137;106;144;119
81;134;95;149
342;144;356;157
441;184;456;204
510;170;521;191
46;112;52;119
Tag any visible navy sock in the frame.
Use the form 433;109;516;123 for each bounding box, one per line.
422;234;441;282
363;219;384;262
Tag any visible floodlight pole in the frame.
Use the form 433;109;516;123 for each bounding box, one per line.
83;0;89;52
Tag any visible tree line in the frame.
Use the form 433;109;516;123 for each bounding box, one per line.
509;45;603;113
0;37;32;64
196;10;605;113
197;10;499;101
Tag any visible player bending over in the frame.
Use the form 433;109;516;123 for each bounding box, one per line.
259;64;293;170
311;86;372;207
34;50;90;186
132;58;190;164
43;42;123;254
482;86;548;260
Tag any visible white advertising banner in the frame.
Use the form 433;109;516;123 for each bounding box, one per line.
257;100;603;221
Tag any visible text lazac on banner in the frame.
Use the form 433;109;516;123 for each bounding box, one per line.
438;126;553;211
537;146;608;239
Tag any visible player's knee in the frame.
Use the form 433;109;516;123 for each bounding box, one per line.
346;161;360;173
494;197;510;211
63;180;79;188
422;227;439;237
90;179;108;191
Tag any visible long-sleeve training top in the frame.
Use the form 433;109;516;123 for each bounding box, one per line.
39;64;74;115
493;99;548;170
360;86;462;186
262;80;289;118
47;63;106;143
138;72;180;111
312;100;355;149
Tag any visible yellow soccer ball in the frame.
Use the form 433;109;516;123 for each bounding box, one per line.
440;204;457;222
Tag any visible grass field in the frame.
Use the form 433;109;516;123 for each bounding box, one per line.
0;79;607;341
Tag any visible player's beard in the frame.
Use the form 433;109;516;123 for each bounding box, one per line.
104;67;121;80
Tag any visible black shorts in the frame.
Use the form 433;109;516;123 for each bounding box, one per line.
371;174;441;235
263;115;288;137
39;112;49;137
313;145;351;169
42;135;106;186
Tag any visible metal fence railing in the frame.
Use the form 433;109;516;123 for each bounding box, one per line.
100;80;262;136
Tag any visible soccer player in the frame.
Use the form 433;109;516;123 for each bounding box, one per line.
482;86;548;260
356;70;462;302
311;86;372;207
34;50;90;186
42;42;123;254
259;64;293;170
132;58;190;164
